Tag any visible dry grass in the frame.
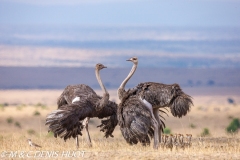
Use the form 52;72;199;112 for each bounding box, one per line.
1;133;240;159
0;89;240;159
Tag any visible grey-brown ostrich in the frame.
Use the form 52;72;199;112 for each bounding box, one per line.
117;57;193;149
45;63;118;148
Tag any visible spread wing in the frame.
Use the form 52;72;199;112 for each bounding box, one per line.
135;82;193;118
57;84;98;108
46;101;93;141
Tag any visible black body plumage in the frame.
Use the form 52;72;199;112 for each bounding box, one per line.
135;82;193;117
118;89;155;145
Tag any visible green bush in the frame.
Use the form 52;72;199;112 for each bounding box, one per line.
226;118;240;133
163;127;171;134
201;128;210;136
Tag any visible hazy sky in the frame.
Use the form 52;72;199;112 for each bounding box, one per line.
0;0;240;27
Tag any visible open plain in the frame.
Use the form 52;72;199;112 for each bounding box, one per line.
0;88;240;159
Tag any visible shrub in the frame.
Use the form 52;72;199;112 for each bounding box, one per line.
14;122;21;128
163;127;171;134
189;123;196;129
228;115;234;119
27;129;36;135
33;111;41;116
6;117;13;124
201;128;210;136
226;118;240;133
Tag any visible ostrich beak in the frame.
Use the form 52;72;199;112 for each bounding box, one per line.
126;59;131;61
103;65;107;68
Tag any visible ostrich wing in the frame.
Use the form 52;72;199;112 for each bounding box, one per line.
118;92;154;145
57;84;98;108
135;82;193;118
46;99;118;140
96;101;118;138
46;101;93;141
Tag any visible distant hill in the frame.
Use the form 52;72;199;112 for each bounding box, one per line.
1;67;240;89
1;26;240;68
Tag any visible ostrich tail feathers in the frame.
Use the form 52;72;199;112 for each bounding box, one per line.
97;114;118;138
159;108;169;117
45;106;83;141
170;93;193;118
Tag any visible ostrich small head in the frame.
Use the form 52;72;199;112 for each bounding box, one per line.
27;139;31;142
127;57;138;65
96;63;107;70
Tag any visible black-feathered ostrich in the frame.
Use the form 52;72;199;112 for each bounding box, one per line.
45;63;118;148
117;57;193;149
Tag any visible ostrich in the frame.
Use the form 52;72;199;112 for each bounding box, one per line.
56;63;110;147
45;63;118;148
117;57;193;149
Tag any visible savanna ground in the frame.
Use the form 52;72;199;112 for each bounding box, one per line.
0;88;240;159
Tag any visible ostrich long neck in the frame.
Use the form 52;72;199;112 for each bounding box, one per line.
95;69;108;95
95;68;109;111
118;62;138;99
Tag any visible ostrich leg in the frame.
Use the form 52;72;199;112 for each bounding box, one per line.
82;117;92;147
76;136;79;148
153;108;162;143
140;98;159;149
151;117;159;149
